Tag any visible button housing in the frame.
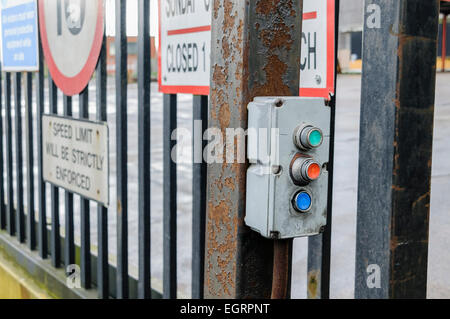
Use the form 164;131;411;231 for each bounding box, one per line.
245;97;331;239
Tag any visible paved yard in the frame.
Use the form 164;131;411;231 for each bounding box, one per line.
6;73;450;298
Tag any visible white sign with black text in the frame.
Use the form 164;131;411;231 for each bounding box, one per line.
299;0;335;98
158;0;335;99
159;0;211;95
42;115;109;207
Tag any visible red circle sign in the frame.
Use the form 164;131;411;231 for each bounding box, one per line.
38;0;104;96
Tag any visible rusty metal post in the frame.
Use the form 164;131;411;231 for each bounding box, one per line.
205;0;303;298
355;0;439;298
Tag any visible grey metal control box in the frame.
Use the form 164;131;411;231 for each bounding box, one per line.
245;97;330;239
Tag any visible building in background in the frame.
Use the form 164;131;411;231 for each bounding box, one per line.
338;0;364;73
106;36;158;81
439;1;450;71
337;0;450;73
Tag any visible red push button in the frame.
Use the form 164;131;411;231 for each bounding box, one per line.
306;162;321;180
291;158;322;184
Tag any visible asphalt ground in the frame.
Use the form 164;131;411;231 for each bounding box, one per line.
3;73;450;298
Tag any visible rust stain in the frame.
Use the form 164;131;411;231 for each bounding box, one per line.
222;0;235;34
390;235;398;252
255;0;282;15
206;199;238;296
251;55;292;97
213;65;227;87
224;177;235;191
210;88;226;122
218;101;231;129
259;23;293;50
222;37;231;60
392;185;406;192
236;19;244;52
412;192;430;210
213;0;220;19
307;270;320;299
215;270;233;296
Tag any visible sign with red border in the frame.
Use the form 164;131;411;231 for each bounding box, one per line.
159;0;335;99
38;0;104;96
158;0;211;95
299;0;335;99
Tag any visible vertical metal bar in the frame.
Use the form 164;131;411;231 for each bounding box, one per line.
137;0;151;299
0;68;5;230
163;93;177;299
355;0;439;299
25;72;36;250
271;240;293;299
79;86;91;289
96;34;109;299
191;95;207;299
63;95;74;267
442;15;447;72
49;76;60;268
14;73;25;242
307;0;340;299
37;37;47;259
5;73;14;236
115;0;128;299
205;0;302;298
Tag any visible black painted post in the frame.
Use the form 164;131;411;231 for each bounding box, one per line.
163;93;177;299
36;39;47;259
191;95;208;299
25;73;36;250
355;0;439;299
14;73;25;243
5;73;14;236
96;35;109;299
137;0;152;299
79;87;91;289
0;68;5;230
115;0;129;299
63;95;75;268
49;76;60;268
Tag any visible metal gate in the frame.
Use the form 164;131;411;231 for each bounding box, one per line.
0;0;444;299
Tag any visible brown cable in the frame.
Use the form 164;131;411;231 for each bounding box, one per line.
271;239;292;299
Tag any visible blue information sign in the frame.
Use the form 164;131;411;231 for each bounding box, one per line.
1;0;39;71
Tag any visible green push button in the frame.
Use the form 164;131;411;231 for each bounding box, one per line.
309;129;323;147
295;125;324;150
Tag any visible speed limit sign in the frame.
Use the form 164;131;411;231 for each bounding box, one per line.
38;0;104;96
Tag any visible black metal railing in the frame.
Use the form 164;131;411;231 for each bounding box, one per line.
0;0;208;299
0;0;441;301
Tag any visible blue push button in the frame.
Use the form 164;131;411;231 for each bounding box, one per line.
294;191;312;212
